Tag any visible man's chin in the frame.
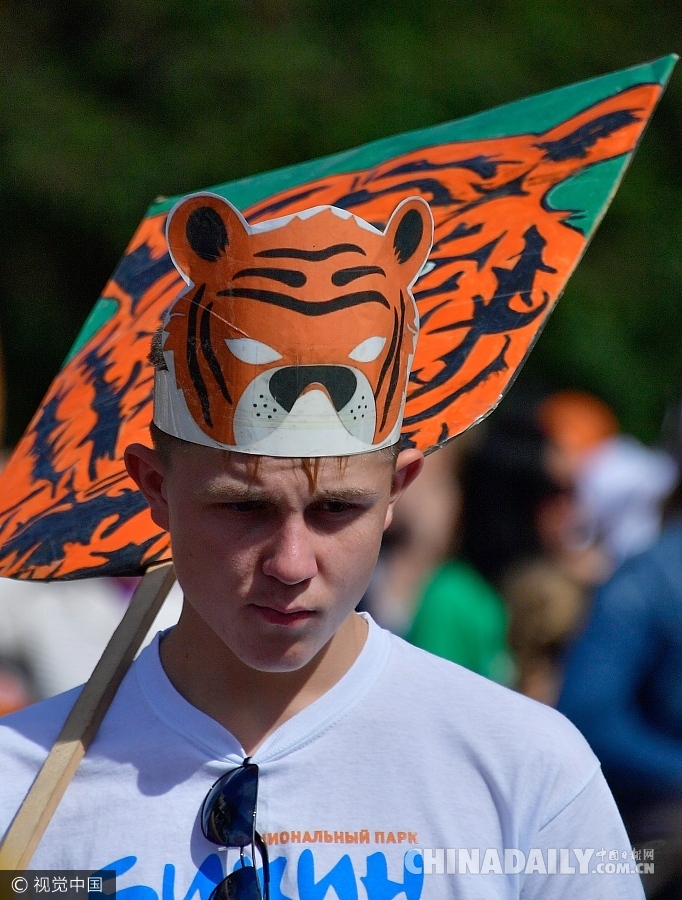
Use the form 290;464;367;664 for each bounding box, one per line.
239;642;326;675
235;621;337;675
221;605;361;675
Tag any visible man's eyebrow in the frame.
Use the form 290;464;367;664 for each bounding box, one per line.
201;485;381;503
311;488;381;503
202;484;271;502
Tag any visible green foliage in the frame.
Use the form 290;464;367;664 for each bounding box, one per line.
0;0;680;444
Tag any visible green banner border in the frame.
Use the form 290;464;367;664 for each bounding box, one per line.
148;55;677;220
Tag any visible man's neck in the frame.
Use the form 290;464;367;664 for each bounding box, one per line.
159;606;368;756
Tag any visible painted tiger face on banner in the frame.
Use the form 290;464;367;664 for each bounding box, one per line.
156;193;433;456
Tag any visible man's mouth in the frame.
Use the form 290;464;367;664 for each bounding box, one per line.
252;604;317;626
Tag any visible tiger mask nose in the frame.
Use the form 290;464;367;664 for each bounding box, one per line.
269;366;357;413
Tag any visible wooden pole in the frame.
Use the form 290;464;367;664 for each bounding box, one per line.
0;560;176;869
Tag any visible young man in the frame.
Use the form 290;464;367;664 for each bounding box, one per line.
0;193;642;898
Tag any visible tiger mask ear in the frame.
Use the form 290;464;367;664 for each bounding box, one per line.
166;193;250;284
382;197;434;287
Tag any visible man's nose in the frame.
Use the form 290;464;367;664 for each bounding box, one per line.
261;515;318;584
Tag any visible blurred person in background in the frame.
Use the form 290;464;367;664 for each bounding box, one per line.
0;659;34;717
405;427;515;686
503;389;626;706
537;389;620;584
505;388;675;706
502;559;585;704
404;388;596;696
541;389;677;573
363;428;516;685
558;401;682;900
454;389;594;699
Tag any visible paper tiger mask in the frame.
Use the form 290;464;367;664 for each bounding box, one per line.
155;192;433;456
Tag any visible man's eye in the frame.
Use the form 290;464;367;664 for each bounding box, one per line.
317;501;353;514
225;501;264;513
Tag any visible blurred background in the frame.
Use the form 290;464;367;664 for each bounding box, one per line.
1;6;682;893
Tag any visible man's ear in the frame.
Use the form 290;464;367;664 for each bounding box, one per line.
124;443;170;532
384;448;424;531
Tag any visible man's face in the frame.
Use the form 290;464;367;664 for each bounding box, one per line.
127;442;421;673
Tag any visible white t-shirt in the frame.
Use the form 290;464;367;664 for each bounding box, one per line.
0;616;643;899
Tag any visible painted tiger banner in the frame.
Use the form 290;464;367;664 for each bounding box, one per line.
0;55;676;580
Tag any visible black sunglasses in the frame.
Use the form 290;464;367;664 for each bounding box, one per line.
201;760;270;900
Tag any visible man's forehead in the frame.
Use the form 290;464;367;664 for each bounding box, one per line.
179;445;394;494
